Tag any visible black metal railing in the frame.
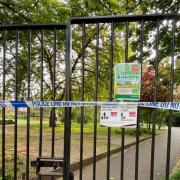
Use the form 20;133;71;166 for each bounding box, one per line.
0;24;67;180
66;14;179;180
0;14;179;180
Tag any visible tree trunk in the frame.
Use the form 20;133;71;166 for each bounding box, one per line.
158;116;162;130
49;108;57;127
148;110;152;131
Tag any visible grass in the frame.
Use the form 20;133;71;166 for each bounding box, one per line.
2;117;164;138
16;118;165;137
0;155;24;180
0;118;166;179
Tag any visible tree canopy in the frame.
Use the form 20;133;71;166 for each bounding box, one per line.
0;0;179;102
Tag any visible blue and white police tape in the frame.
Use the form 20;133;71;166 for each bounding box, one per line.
0;101;179;111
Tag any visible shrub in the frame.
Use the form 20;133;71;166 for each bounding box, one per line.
76;113;93;124
172;111;180;126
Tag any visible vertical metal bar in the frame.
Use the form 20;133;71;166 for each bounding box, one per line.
135;20;144;180
64;22;72;180
120;21;129;180
93;23;99;180
107;21;114;180
125;21;129;63
150;19;159;180
14;29;19;180
39;29;44;157
121;131;125;180
26;29;31;180
51;29;57;158
165;19;175;180
2;29;6;180
121;130;125;180
79;23;85;180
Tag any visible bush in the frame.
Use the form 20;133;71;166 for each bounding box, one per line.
76;113;93;124
172;111;180;126
114;127;151;136
71;107;94;124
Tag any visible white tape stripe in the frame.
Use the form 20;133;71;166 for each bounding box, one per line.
0;101;179;111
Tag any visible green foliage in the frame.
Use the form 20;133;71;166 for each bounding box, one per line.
114;127;152;136
140;108;168;130
0;0;179;127
139;0;179;14
0;0;178;102
170;169;180;180
69;0;122;17
76;112;93;124
172;111;180;126
140;108;152;127
174;59;180;86
71;107;94;124
156;109;168;129
0;0;70;24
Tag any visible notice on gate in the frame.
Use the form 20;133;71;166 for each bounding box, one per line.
114;63;141;100
100;104;137;128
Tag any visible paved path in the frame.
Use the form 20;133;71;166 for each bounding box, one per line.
74;127;180;180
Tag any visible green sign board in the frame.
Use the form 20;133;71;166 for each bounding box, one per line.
114;63;141;100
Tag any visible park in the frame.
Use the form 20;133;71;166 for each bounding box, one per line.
0;1;180;180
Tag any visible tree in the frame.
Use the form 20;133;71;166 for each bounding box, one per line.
174;58;180;101
0;0;126;126
0;0;179;126
157;109;168;129
140;60;172;129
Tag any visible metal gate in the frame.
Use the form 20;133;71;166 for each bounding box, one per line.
0;14;180;180
0;24;68;180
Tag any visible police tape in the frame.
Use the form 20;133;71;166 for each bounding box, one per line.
0;101;179;111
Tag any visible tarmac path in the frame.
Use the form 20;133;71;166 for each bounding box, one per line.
74;127;180;180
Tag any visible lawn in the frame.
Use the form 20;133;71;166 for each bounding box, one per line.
0;118;166;179
16;118;165;136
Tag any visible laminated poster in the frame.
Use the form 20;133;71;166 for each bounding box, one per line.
114;63;141;100
100;104;137;128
